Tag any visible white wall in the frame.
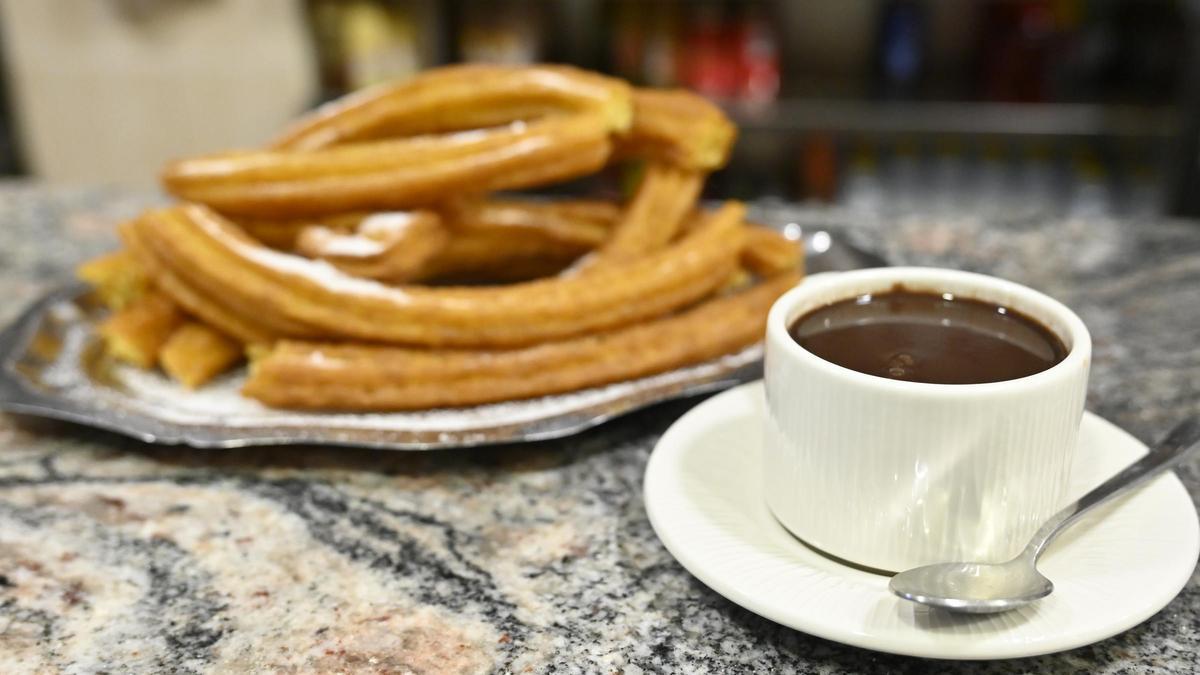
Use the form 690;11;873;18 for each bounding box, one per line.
0;0;316;185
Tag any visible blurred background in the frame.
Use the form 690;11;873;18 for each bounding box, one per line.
0;0;1196;217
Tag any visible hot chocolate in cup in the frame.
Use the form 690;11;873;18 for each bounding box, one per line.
763;267;1091;572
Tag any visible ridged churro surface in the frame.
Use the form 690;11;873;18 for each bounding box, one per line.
244;271;799;410
128;203;745;347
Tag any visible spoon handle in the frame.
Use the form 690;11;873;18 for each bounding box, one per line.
1024;418;1200;560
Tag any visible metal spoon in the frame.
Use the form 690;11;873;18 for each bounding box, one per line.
890;418;1200;614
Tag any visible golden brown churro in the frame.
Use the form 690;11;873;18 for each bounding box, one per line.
243;271;799;410
128;202;744;347
98;290;185;368
741;225;804;277
295;211;449;282
442;198;618;247
120;221;284;345
163;114;616;218
576;163;704;270
616;89;737;170
237;212;364;248
76;250;150;309
159;322;244;389
272;64;633;151
414;231;589;283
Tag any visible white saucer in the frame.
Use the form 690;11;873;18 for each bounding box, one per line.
644;381;1199;660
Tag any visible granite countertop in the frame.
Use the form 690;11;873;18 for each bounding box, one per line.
1;183;1198;673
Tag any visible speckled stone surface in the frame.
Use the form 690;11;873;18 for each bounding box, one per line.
0;183;1197;673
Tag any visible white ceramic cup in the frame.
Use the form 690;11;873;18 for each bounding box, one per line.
763;267;1091;572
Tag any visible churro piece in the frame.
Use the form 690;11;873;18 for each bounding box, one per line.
415;230;589;283
443;198;618;247
401;198;619;282
98;290;185;368
128;202;745;347
163;114;614;218
616;89;736;170
574;163;704;271
237;213;364;248
159;322;244;388
120;221;284;344
742;225;804;277
272;64;633;151
76;250;150;309
244;271;800;410
295;211;449;282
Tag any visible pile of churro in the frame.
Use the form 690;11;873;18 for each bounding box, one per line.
76;64;803;411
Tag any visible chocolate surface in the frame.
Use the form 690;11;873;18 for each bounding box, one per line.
789;288;1068;384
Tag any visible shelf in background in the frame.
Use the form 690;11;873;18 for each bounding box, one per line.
727;100;1182;138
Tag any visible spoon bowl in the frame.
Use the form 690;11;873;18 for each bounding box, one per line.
889;555;1053;614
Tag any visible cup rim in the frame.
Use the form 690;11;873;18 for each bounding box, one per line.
767;267;1092;397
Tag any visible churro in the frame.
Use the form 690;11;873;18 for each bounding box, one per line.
128;202;745;347
76;250;149;309
272;64;633;151
159;321;243;388
741;225;804;277
98;290;185;368
120;221;285;345
237;212;364;248
295;211;449;282
243;271;799;410
442;198;618;247
163;113;615;218
616;89;736;170
575;163;703;270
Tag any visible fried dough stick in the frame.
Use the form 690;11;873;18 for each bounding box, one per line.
125;202;746;348
574;163;704;271
244;271;800;410
741;226;804;277
272;64;633;150
162;114;614;218
98;290;185;368
119;221;286;344
233;199;618;252
76;250;150;309
295;211;449;282
237;212;364;249
159;322;244;389
616;89;737;170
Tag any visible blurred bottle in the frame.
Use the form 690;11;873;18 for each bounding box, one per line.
798;133;838;203
1067;144;1110;217
341;0;420;90
874;0;926;99
609;0;644;82
307;0;348;96
1100;1;1185;104
976;0;1058;102
1006;141;1050;218
929;137;968;213
841;139;884;212
884;136;922;211
1114;140;1164;217
678;3;740;100
974;139;1010;214
732;4;780;105
642;3;681;87
458;0;542;64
